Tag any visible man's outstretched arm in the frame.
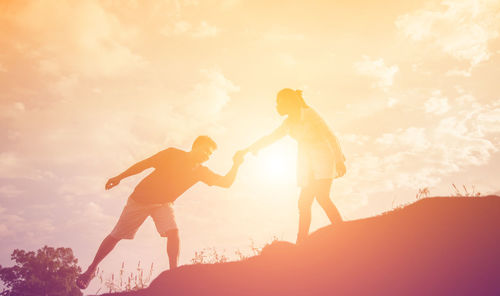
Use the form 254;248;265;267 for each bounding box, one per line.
105;156;156;190
205;150;246;189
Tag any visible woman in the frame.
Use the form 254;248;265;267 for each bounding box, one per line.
245;88;346;243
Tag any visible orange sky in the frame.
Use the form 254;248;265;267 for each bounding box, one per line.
1;0;500;293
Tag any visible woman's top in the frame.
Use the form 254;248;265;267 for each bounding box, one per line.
278;107;345;183
279;107;343;161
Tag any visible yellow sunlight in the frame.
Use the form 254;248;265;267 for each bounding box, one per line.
250;140;297;185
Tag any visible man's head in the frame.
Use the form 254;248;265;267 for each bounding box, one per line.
190;135;217;164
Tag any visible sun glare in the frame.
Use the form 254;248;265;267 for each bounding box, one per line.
250;140;297;184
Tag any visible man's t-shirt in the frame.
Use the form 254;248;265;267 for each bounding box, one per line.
130;148;220;204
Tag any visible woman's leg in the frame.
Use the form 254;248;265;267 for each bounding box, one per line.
314;179;343;224
297;185;315;244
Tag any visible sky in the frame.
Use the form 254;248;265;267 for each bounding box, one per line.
1;0;500;293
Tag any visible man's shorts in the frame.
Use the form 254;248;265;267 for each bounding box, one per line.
110;197;178;240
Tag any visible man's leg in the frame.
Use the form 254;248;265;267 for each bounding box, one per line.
297;185;315;244
77;198;148;289
77;234;122;289
84;234;121;275
152;202;179;270
165;229;180;269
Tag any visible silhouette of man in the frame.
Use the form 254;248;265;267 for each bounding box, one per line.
76;136;245;289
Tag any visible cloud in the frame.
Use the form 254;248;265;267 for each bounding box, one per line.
387;97;398;108
182;68;240;118
363;93;500;191
0;209;56;242
0;153;17;172
436;117;494;158
82;202;112;224
477;107;500;135
60;201;116;239
264;28;305;42
0;152;55;180
445;68;472;77
375;127;430;152
0;213;24;238
434;119;496;167
49;75;79;99
2;0;146;78
192;21;218;38
36;219;56;233
218;0;241;9
343;91;500;200
0;185;23;198
0;63;6;72
395;0;500;67
173;20;192;34
277;53;297;67
342;134;371;146
163;20;218;38
0;224;7;237
0;102;25;119
354;55;399;90
57;175;106;200
424;90;450;115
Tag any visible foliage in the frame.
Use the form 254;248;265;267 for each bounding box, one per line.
191;238;275;264
234;239;263;261
416;187;430;200
0;246;82;296
94;261;154;294
392;184;482;212
451;184;481;197
191;247;229;264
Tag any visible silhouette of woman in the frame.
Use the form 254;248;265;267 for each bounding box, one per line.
245;88;346;243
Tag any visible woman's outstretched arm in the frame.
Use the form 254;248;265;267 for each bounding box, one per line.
247;121;288;154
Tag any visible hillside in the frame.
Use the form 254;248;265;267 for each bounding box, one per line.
103;196;500;296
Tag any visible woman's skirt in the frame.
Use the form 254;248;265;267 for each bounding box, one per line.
297;142;337;187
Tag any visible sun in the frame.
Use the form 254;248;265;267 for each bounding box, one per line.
250;140;297;184
262;153;289;177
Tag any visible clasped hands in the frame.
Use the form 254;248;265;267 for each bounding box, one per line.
232;148;250;166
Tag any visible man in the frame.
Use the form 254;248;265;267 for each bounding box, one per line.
76;136;245;289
